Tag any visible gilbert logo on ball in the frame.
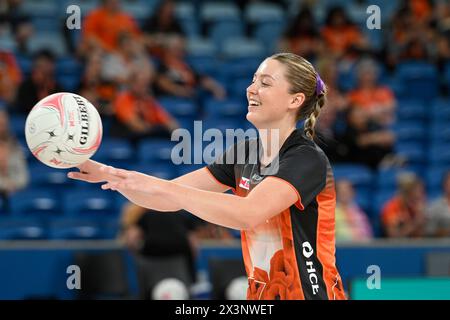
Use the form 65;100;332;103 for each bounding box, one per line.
25;92;102;169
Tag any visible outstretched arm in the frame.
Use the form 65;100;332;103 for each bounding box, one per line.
99;167;298;230
68;160;230;212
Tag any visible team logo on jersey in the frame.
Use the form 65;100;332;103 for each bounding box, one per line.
239;177;250;190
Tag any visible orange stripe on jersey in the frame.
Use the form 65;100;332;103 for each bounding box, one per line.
266;176;305;210
315;174;347;300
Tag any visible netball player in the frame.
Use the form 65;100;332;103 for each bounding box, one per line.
68;53;346;300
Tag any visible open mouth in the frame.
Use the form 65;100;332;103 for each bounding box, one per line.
248;99;261;107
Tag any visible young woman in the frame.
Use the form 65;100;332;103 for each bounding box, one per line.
68;53;346;300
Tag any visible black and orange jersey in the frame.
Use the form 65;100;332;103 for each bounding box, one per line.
207;129;346;300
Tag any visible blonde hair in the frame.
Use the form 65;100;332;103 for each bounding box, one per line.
270;53;327;139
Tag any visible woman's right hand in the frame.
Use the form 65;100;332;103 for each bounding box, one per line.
67;160;112;183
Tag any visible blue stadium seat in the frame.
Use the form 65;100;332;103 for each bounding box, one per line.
396;62;438;100
22;0;57;18
9;189;60;216
0;197;4;214
63;189;119;217
395;142;425;165
217;58;260;82
9;115;26;139
158;97;198;119
333;164;374;192
138;139;177;163
31;17;59;32
429;144;450;165
122;0;153;20
200;2;241;23
253;21;286;55
222;38;265;60
204;98;247;118
186;38;217;58
186;56;218;76
91;138;134;165
0;217;47;240
56;74;80;92
393;122;426;143
429;123;450;144
48;217;103;240
176;164;205;176
425;166;450;191
27;32;67;57
209;21;245;50
373;189;396;219
202;117;246;134
376;167;422;191
56;57;82;76
430;99;450;123
244;2;285;24
396;99;426;121
29;164;73;191
228;77;251;102
16;56;32;76
129;163;179;180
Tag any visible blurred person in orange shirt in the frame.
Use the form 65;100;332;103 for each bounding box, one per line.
0;49;21;104
111;63;178;143
321;6;368;58
80;0;141;55
348;58;396;126
381;172;426;238
335;180;373;242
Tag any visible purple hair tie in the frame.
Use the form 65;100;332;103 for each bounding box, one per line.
315;73;325;96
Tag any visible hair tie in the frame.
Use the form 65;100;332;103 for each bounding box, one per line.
315;73;325;96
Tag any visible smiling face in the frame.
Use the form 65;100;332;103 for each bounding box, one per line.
246;58;304;129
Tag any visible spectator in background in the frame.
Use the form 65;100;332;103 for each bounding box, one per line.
155;35;226;100
426;172;450;237
348;58;396;126
142;0;185;59
336;106;396;169
279;6;322;61
120;202;200;299
335;180;373;241
101;32;149;88
0;47;21;104
321;6;368;59
14;49;63;114
80;0;141;56
381;172;426;238
111;63;179;143
78;48;116;117
0;109;29;208
0;0;33;55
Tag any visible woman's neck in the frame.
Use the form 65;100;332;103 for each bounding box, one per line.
257;126;296;166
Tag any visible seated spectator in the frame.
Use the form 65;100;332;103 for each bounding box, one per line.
0;47;22;104
14;49;64;114
120;203;201;299
111;64;179;143
381;172;426;238
335;180;373;241
155;35;226;100
101;32;149;88
321;6;368;58
348;58;396;126
0;0;33;55
78;48;116;117
142;0;185;59
336;106;396;169
278;6;322;61
0;110;29;208
80;0;141;55
426;172;450;237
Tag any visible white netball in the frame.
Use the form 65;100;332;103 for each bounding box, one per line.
25;92;103;169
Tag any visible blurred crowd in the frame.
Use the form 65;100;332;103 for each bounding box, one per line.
0;0;449;243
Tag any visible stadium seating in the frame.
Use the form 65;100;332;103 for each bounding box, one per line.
9;189;61;216
0;217;47;240
63;189;120;217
